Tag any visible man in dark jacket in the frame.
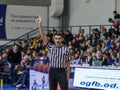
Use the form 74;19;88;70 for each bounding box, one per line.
8;44;21;85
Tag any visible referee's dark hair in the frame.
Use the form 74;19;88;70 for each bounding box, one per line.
54;31;64;37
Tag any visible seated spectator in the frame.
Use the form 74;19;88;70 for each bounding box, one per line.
105;53;111;62
63;29;73;46
113;11;120;26
70;54;76;65
15;60;26;78
2;52;10;74
91;50;108;66
116;41;120;52
71;52;81;65
13;55;31;88
101;26;109;39
113;10;120;19
31;37;39;49
101;42;106;53
106;36;112;52
108;18;119;29
13;69;29;88
0;55;5;72
32;52;42;64
108;18;119;37
108;52;117;66
86;52;92;66
2;52;9;65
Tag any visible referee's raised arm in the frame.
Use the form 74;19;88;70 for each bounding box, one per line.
37;16;48;46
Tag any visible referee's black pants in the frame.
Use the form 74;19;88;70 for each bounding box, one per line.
49;67;68;90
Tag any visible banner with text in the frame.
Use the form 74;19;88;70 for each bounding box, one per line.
0;4;47;39
30;69;49;90
74;67;120;90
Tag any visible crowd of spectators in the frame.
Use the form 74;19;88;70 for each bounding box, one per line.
0;11;120;88
0;26;119;88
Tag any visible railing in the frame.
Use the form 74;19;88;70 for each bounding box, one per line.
0;24;112;52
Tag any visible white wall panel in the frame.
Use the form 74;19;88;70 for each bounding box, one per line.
69;0;115;26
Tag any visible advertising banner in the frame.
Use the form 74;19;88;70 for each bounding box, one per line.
74;67;120;90
0;4;7;39
0;4;47;39
30;69;49;90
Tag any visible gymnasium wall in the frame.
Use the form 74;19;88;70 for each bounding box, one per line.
0;0;120;44
69;0;115;26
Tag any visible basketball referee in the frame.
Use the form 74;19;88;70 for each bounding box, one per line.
37;17;70;90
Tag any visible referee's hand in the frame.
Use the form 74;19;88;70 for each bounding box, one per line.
37;16;43;25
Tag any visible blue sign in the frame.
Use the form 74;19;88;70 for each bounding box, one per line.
0;4;7;39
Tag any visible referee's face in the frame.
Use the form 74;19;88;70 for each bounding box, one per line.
54;35;63;46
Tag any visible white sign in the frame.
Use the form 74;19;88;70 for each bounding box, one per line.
30;69;49;90
74;67;120;90
5;5;47;39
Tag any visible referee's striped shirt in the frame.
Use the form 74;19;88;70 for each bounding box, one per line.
47;43;69;68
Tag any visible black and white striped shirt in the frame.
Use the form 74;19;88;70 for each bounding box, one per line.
47;43;69;68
